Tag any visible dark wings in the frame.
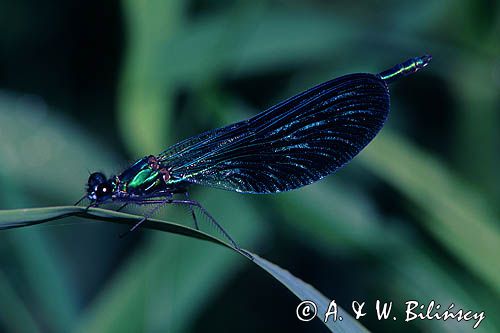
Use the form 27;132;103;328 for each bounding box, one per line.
158;73;390;193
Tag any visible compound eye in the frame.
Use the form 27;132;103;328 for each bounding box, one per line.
88;172;107;188
96;183;111;197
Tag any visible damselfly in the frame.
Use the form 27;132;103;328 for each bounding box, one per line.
79;55;431;254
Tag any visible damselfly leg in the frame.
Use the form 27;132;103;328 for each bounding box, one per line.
119;197;172;238
84;202;99;212
116;203;129;212
183;191;199;230
122;197;252;259
74;195;87;206
163;198;252;259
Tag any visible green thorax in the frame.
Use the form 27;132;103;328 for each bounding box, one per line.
117;157;165;195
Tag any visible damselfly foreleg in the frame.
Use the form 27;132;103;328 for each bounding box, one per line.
116;203;129;212
120;197;172;237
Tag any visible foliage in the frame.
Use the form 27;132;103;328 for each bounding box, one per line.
0;0;498;332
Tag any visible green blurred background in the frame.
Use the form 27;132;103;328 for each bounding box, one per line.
0;0;499;332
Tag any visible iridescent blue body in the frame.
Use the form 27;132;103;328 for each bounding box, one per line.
84;55;431;248
377;55;432;84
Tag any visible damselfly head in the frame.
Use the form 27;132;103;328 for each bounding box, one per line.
87;172;114;202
